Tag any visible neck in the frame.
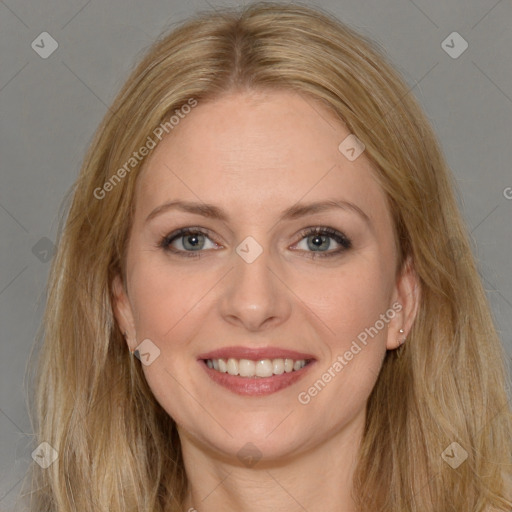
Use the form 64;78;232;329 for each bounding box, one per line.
179;410;364;512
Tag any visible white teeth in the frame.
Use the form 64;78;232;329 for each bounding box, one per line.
255;359;274;377
227;358;238;376
218;358;227;373
239;359;255;377
273;358;285;375
205;357;309;377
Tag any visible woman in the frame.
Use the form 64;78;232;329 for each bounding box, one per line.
23;2;512;511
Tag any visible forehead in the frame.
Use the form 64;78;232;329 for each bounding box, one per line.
134;89;389;227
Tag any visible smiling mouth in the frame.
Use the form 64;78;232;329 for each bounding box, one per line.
203;357;313;378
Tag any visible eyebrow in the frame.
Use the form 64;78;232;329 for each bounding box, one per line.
145;198;371;226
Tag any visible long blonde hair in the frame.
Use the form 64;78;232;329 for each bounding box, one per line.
22;2;512;511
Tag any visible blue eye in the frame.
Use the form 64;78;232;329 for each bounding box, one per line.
294;227;352;258
160;228;218;258
159;226;352;259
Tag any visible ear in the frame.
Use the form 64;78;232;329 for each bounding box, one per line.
112;274;136;351
386;255;421;350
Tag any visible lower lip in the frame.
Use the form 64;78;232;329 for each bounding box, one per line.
199;360;316;396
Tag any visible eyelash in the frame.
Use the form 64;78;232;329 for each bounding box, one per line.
158;226;352;259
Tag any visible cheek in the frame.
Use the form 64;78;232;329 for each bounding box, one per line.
298;268;392;417
298;259;393;348
128;255;205;340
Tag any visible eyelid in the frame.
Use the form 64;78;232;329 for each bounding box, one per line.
159;225;352;258
159;227;221;255
295;226;351;245
291;226;352;257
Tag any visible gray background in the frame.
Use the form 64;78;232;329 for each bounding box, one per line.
1;0;511;509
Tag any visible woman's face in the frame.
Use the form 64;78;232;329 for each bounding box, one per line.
113;89;418;463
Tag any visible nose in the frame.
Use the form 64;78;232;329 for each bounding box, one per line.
218;241;292;332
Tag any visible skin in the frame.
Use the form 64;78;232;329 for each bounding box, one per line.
113;89;420;512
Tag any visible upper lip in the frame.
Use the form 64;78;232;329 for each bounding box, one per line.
197;346;316;361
